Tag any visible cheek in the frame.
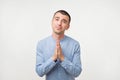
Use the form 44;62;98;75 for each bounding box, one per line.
65;25;69;30
52;21;57;26
52;21;55;27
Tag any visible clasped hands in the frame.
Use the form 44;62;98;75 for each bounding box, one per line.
52;40;64;62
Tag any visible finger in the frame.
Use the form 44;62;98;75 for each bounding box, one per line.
56;39;60;44
56;40;60;47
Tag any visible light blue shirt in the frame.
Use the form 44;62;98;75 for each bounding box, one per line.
36;35;82;80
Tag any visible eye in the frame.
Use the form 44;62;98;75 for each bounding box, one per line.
55;17;59;21
62;19;67;24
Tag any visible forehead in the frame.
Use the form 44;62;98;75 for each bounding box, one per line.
54;12;69;20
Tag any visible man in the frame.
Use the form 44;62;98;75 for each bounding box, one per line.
36;10;82;80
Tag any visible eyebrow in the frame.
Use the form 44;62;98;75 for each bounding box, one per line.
54;17;59;19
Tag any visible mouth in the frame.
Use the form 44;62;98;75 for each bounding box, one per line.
55;25;62;29
56;28;61;30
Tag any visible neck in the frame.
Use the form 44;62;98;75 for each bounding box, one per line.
52;33;65;41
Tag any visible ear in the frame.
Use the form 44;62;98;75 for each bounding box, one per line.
65;24;70;30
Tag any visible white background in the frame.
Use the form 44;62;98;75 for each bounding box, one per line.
0;0;120;80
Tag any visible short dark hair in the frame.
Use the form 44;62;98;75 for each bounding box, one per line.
53;10;71;23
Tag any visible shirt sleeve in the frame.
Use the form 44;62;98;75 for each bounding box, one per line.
60;43;82;77
36;41;56;77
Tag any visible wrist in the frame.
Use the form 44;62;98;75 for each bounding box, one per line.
60;56;64;61
54;59;57;62
52;56;57;62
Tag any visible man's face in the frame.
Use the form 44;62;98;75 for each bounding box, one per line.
52;12;70;35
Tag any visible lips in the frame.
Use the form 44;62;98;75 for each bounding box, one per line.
56;28;61;30
55;26;62;30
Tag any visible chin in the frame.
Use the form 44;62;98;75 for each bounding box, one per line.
55;32;61;35
56;32;65;35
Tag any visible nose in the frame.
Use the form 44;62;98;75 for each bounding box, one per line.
58;20;62;26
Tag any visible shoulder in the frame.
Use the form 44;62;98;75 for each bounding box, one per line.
65;35;81;51
37;36;51;46
65;35;80;45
